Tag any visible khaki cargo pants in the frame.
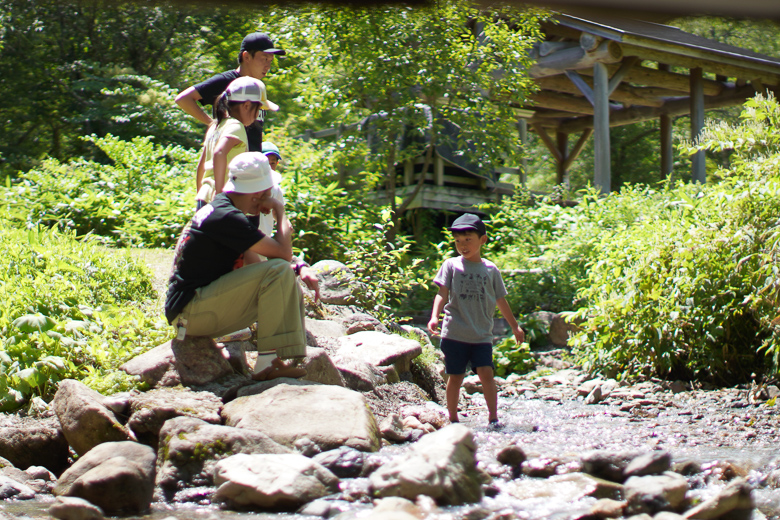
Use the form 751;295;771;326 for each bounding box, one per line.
176;258;306;359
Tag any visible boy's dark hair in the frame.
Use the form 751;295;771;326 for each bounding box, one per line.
449;213;486;237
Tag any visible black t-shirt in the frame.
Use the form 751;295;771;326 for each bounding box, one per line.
165;193;264;323
194;70;264;152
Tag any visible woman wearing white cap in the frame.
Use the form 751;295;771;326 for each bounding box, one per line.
194;76;278;209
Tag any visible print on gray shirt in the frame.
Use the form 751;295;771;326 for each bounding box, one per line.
434;257;508;344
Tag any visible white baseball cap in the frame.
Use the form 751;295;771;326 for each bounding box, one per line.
225;77;279;112
224;153;274;194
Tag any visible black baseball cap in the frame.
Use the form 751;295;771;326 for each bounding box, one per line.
239;33;286;59
449;213;486;236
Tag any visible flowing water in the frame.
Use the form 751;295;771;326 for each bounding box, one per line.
3;384;780;520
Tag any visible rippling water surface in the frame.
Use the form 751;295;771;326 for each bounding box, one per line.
4;390;780;520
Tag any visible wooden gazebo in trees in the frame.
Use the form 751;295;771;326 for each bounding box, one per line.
524;14;780;193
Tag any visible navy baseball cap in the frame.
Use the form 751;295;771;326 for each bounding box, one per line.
239;33;286;59
449;213;486;236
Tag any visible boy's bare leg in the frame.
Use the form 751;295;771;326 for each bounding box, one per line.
476;366;498;422
446;374;466;423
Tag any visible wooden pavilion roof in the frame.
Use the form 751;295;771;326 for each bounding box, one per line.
522;14;780;133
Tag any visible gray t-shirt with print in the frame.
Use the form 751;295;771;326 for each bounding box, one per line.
433;256;508;344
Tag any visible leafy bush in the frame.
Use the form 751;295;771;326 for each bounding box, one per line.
346;211;429;323
569;94;780;384
493;337;535;377
2;134;196;248
0;221;169;411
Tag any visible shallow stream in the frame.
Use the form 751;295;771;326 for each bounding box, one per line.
4;382;780;520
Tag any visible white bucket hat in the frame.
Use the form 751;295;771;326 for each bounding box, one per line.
225;77;279;112
224;153;274;194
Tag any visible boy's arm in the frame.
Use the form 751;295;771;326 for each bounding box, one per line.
427;285;449;336
497;297;525;344
175;86;213;127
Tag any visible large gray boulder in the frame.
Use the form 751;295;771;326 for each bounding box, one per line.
682;477;753;519
334;356;387;391
156;416;291;494
311;260;360;305
0;475;36;500
53;441;156;514
368;424;484;505
121;337;233;388
52;380;136;456
300;347;346;386
126;387;222;446
624;472;689;515
0;418;69;474
213;453;339;510
222;383;380;453
336;331;423;375
49;496;105;520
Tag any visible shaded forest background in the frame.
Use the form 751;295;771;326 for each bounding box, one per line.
2;0;780;411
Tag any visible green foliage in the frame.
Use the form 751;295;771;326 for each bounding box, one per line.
493;337;535;378
0;221;169;411
2;134;196;248
345;211;429;323
568;94;780;384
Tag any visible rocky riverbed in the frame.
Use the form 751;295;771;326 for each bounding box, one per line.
2;260;780;520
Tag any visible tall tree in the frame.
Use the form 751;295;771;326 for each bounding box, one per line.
0;0;251;175
273;2;546;239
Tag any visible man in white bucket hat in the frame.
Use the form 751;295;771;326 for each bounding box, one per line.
166;152;317;380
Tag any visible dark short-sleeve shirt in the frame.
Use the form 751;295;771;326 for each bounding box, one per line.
165;193;264;323
193;70;263;151
433;257;508;344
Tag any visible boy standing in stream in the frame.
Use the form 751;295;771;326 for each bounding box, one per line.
427;213;525;426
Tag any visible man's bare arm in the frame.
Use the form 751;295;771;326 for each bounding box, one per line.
175;86;213;126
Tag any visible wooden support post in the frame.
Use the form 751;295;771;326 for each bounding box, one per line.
690;67;706;184
660;113;673;180
518;119;528;185
593;62;611;194
403;159;413;186
556;132;569;186
435;155;444;186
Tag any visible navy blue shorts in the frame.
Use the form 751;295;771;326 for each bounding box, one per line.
440;338;494;375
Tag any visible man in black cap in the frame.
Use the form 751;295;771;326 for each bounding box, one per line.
175;32;285;151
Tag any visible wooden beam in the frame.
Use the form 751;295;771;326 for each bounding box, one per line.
530;41;623;78
580;64;724;96
557;132;568;185
579;32;602;52
529;91;596;114
538;41;579;57
533;123;564;163
608;57;640;95
562;129;594;171
690;67;706;184
518;119;528;185
565;70;595;105
557;84;760;134
435;155;444;186
536;74;665;107
621;44;780;87
620;39;780;82
593;62;611;194
403;159;413;186
660;113;673;179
